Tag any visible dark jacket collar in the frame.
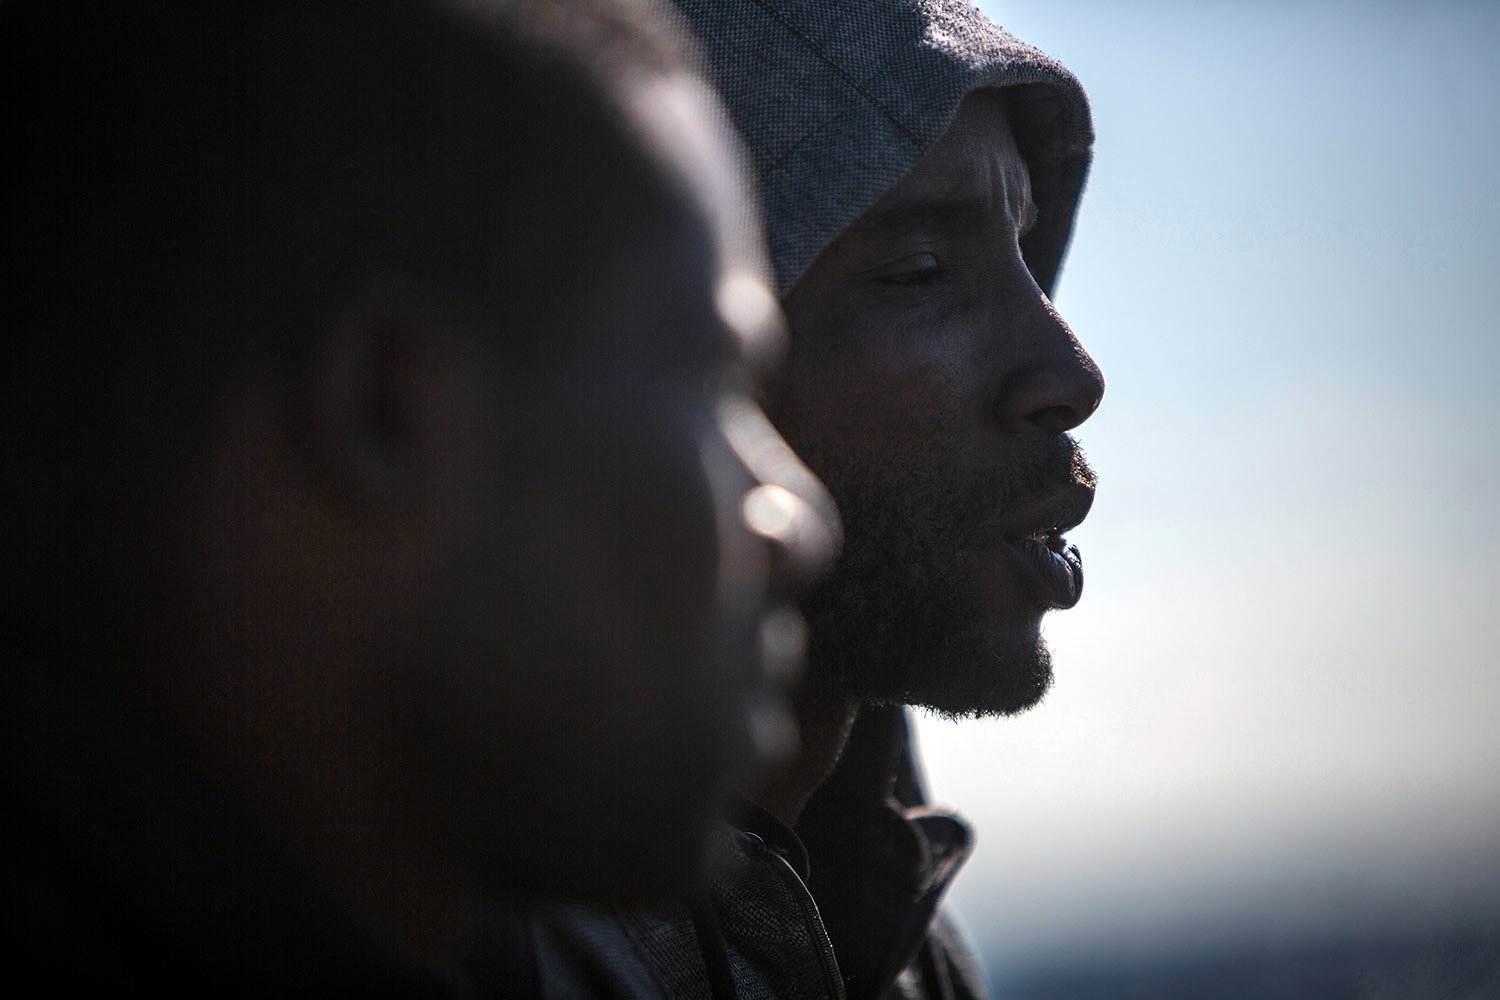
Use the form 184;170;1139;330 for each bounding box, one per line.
796;705;974;1000
728;793;812;882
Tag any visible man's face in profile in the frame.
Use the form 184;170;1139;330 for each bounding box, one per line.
773;88;1104;717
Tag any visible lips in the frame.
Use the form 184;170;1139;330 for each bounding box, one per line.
1014;532;1083;609
996;481;1093;610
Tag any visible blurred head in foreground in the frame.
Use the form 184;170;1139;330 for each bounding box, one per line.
1;0;835;962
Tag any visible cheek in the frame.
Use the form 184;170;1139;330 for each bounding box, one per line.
454;395;727;703
573;408;732;738
398;386;745;880
534;388;724;634
601;423;723;642
779;292;978;446
773;344;966;505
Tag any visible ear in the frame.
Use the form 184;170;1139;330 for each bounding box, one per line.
297;272;473;510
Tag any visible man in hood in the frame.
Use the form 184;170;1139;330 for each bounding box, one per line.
534;1;1103;997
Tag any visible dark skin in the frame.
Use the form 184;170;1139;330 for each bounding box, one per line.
753;89;1105;825
8;42;835;965
166;87;837;955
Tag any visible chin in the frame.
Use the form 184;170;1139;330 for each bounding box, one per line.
806;593;1055;719
916;628;1054;719
799;494;1065;717
901;619;1054;719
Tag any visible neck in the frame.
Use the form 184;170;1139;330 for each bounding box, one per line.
745;686;860;827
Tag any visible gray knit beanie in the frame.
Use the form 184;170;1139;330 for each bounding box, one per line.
666;0;1094;298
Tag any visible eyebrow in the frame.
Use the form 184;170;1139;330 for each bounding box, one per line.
849;192;1040;240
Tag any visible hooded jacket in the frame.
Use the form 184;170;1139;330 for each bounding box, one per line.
531;2;1095;997
531;707;981;1000
666;0;1094;298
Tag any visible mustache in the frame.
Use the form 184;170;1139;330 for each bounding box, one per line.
955;434;1094;525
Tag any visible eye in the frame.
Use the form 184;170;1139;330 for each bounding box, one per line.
873;252;943;286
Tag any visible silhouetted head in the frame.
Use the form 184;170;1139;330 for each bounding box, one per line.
1;0;835;946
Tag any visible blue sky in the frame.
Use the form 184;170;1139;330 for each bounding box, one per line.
912;0;1500;979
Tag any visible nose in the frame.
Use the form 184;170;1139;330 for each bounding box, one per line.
993;293;1105;434
717;395;840;592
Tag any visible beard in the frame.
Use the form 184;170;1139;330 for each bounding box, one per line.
799;435;1091;719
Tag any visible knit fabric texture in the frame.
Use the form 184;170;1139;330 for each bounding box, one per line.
666;0;1095;297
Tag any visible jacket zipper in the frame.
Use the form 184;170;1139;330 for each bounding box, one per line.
742;833;847;1000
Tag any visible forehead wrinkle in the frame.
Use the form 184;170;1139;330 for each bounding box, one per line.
852;99;1038;247
848;194;988;242
961;107;1037;236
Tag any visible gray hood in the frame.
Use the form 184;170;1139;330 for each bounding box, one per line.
668;0;1095;297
